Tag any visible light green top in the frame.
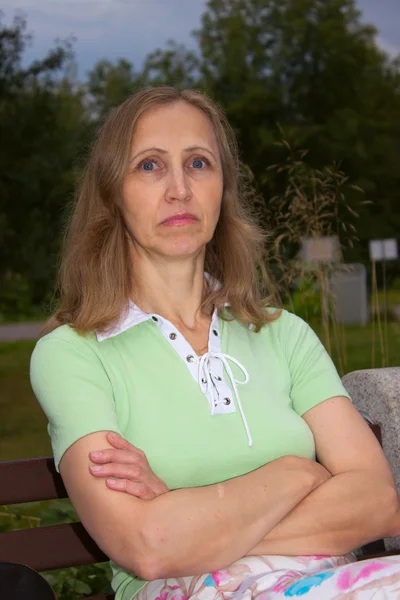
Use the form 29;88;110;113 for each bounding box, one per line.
30;309;350;599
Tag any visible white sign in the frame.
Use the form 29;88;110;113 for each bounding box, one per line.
383;238;398;260
301;236;340;262
369;240;384;261
369;239;398;261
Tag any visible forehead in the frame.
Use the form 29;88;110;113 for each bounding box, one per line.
131;101;219;152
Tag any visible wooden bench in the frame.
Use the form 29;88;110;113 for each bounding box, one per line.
0;456;114;600
0;423;395;599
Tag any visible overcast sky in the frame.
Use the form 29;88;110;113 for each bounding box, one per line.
2;0;400;79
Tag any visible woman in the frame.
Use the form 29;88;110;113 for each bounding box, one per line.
31;87;400;599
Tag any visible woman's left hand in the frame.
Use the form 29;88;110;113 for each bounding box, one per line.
89;432;169;500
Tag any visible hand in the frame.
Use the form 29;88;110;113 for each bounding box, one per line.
303;458;333;489
89;432;169;500
272;455;332;492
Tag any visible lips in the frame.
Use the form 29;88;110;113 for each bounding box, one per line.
160;213;198;226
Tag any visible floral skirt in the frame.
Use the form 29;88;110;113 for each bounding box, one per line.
136;554;400;599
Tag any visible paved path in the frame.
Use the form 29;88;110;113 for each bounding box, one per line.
1;305;399;342
0;322;44;342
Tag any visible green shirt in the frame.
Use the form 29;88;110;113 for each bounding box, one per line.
30;308;350;599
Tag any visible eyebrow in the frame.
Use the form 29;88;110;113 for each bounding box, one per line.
130;146;217;163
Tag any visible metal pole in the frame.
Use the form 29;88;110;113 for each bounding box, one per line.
382;258;389;364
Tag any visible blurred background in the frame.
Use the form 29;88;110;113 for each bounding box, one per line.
0;1;399;594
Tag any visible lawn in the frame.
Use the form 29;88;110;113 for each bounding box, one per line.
0;340;51;460
371;288;400;306
1;321;399;462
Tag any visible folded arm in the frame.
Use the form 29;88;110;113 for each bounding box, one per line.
250;396;400;556
60;436;327;580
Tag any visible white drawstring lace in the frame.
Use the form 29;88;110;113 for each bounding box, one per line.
198;352;252;446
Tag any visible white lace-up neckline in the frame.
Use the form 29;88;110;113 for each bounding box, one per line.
96;292;253;447
198;351;252;446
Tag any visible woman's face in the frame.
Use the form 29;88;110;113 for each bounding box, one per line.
121;101;223;260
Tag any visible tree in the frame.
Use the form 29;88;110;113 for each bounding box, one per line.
86;58;142;118
0;15;87;317
193;0;400;262
141;41;200;88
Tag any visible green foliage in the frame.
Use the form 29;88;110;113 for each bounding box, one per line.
391;277;400;292
42;563;112;600
142;41;200;89
257;132;368;305
87;58;143;117
287;279;322;323
0;15;88;319
0;272;35;321
0;503;41;531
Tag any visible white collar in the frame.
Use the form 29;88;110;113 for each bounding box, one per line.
96;302;227;342
96;301;154;342
96;273;226;342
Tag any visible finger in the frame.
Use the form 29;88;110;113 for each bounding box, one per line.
89;448;143;465
89;463;142;480
106;432;145;457
106;478;154;500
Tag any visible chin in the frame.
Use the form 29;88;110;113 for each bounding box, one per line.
161;238;205;258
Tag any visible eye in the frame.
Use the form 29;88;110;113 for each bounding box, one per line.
137;158;161;172
189;157;209;170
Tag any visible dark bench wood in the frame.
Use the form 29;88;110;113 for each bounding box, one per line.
0;422;394;599
0;457;114;600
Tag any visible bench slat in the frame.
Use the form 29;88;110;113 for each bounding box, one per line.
0;457;67;505
0;522;108;571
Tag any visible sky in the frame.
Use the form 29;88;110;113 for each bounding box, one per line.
2;0;400;80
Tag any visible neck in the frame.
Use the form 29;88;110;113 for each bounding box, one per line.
131;246;209;330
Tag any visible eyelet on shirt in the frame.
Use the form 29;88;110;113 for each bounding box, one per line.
151;316;158;322
224;398;231;405
186;355;195;363
169;333;177;340
213;329;218;336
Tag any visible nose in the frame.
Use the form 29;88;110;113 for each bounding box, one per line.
166;165;192;203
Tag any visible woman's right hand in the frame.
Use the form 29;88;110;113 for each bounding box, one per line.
270;455;332;492
298;456;333;489
89;432;169;500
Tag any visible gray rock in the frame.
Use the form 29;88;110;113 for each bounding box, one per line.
342;367;400;551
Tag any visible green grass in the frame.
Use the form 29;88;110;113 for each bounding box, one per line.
0;341;51;460
371;288;400;306
315;322;400;376
1;322;399;462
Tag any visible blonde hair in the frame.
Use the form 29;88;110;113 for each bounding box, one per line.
43;87;278;336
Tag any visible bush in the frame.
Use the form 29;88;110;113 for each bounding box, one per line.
287;280;322;323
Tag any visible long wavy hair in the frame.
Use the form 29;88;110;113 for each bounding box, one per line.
43;87;278;336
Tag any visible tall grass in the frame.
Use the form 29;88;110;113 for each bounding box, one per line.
244;130;392;373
